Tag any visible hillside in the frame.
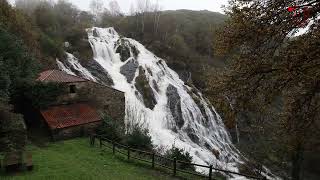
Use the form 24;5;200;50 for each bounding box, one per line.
0;138;178;180
103;9;228;89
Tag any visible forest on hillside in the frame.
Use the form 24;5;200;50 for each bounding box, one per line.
0;0;319;180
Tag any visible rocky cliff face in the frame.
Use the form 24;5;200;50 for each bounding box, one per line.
57;27;258;176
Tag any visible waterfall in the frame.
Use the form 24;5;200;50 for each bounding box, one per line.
58;27;250;176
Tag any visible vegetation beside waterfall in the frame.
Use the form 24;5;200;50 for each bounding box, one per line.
0;0;319;179
210;1;320;179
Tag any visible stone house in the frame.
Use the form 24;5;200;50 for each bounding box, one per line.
36;69;125;140
40;103;101;140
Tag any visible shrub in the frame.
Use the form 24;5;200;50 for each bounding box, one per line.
0;102;27;153
0;27;39;98
124;126;153;151
20;82;66;109
40;33;64;58
96;115;124;142
238;162;261;177
164;146;195;171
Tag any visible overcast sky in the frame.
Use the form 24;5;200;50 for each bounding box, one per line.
73;0;228;13
9;0;229;14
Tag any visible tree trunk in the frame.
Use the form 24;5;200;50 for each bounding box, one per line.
291;143;304;180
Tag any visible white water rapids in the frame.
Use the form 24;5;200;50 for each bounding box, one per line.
56;27;270;179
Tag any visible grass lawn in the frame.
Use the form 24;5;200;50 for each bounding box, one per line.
0;138;181;180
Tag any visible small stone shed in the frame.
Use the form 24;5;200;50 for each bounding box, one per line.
40;103;101;140
36;69;125;140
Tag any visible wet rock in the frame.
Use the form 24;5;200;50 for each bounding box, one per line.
212;148;220;160
146;68;153;76
166;84;184;129
116;39;140;62
93;29;99;37
120;59;139;83
152;80;159;92
135;67;157;110
191;92;209;124
116;46;130;62
131;44;139;58
185;126;200;144
204;142;211;150
86;60;114;86
188;132;200;144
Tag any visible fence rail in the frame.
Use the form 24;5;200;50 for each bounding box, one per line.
90;135;266;180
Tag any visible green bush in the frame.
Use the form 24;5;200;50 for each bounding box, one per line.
96;115;124;142
97;117;153;151
124;126;153;151
164;146;195;171
40;33;64;58
20;82;66;109
0;102;27;153
0;27;38;99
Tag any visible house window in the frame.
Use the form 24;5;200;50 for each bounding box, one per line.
70;85;76;94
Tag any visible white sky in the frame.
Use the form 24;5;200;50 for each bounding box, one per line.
9;0;229;14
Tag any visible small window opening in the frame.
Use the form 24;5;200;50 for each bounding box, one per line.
70;85;76;94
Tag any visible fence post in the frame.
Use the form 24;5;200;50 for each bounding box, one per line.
209;165;213;180
152;153;155;168
112;141;115;154
127;146;130;160
173;157;177;176
91;135;95;147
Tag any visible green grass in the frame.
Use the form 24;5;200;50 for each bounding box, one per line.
0;138;179;180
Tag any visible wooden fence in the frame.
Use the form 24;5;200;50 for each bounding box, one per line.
90;135;266;180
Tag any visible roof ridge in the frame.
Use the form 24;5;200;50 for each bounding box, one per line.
37;69;89;83
59;70;89;82
41;70;55;81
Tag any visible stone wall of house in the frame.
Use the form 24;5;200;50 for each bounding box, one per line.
56;82;87;103
78;82;125;123
52;121;102;141
55;81;125;123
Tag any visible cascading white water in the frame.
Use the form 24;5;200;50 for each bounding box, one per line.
58;27;250;177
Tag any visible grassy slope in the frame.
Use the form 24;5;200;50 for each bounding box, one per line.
0;138;178;180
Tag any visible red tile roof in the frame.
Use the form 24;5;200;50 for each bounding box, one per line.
40;103;101;129
37;70;88;83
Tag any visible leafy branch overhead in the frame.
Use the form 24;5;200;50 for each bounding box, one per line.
212;0;319;179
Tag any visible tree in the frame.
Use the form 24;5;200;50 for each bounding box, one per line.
108;0;122;16
0;103;27;153
124;125;153;151
164;146;195;171
0;23;37;154
89;0;104;19
0;27;38;98
1;0;41;56
15;0;49;15
21;82;66;109
96;115;124;141
212;0;320;179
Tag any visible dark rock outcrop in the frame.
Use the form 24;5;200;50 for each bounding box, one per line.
86;60;114;86
120;59;139;83
166;84;184;129
116;39;140;62
135;67;157;110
